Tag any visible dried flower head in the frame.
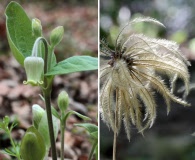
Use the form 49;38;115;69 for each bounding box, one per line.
100;17;190;140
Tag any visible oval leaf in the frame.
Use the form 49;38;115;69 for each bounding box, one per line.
5;2;37;66
20;126;46;160
5;2;57;68
46;56;98;76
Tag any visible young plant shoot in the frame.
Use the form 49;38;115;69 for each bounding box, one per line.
4;2;98;160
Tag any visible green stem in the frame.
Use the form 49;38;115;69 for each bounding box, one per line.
88;141;97;160
60;117;65;160
37;37;57;160
43;90;57;160
8;131;21;160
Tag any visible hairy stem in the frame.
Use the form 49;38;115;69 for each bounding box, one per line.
113;88;118;160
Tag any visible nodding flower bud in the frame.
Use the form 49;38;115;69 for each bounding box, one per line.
57;90;69;112
50;26;64;47
23;56;44;86
32;18;42;37
23;37;46;86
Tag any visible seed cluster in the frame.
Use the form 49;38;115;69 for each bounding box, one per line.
100;17;190;141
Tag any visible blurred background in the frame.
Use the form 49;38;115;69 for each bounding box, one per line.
0;0;97;159
100;0;195;160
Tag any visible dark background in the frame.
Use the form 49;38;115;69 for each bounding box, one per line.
100;0;195;160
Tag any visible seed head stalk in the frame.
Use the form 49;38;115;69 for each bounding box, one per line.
113;88;119;160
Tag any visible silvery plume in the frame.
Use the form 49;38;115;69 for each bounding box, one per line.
100;17;190;140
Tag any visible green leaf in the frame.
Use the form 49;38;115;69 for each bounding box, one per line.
88;141;98;160
75;123;98;160
90;131;98;140
64;111;91;122
38;112;59;152
5;2;37;66
2;149;17;157
0;116;13;132
20;126;46;160
46;56;98;76
51;106;60;119
3;116;10;125
10;121;18;132
48;46;57;71
5;2;57;68
75;123;98;134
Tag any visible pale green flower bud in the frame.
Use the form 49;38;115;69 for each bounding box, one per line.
20;126;46;160
50;26;64;47
23;56;44;86
57;90;69;112
32;104;45;129
32;18;42;37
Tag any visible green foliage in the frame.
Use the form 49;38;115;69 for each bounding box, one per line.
0;116;21;159
51;106;61;119
63;110;91;122
20;126;46;160
32;104;59;153
75;123;98;160
38;112;59;152
0;116;12;132
5;2;38;66
75;123;98;136
46;56;98;76
6;2;98;77
55;89;92;160
5;2;57;71
5;1;98;160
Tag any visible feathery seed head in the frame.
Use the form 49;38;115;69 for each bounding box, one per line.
100;17;190;141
